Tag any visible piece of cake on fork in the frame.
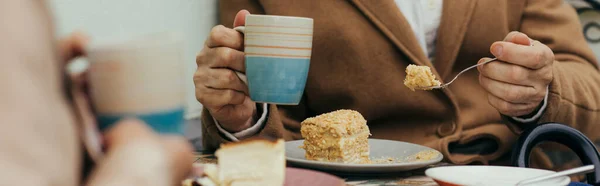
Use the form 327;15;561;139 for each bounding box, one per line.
404;64;441;91
300;109;371;164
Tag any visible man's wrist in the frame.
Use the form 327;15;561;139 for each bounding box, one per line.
518;100;544;118
219;105;259;133
213;103;269;141
221;117;255;133
509;85;549;124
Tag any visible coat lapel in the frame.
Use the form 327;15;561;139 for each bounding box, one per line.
349;0;431;67
433;0;477;79
348;0;468;132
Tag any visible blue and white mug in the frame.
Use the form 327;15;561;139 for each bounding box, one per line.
86;33;186;134
234;14;314;105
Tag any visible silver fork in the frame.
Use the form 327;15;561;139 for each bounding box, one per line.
423;58;497;89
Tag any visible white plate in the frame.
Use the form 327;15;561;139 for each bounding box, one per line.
285;139;443;173
425;166;571;186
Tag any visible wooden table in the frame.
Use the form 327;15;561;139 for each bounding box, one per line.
193;153;447;186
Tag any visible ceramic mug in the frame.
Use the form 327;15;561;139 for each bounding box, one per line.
233;14;314;105
86;33;186;134
512;123;600;185
426;123;600;186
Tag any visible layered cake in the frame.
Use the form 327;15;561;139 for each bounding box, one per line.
182;139;285;186
300;110;371;164
404;64;441;91
182;163;219;186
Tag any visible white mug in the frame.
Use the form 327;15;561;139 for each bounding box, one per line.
86;32;186;134
233;14;314;105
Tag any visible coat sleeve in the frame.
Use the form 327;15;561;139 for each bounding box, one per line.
505;0;600;134
201;0;306;151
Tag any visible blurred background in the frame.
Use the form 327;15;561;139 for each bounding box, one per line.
48;0;217;140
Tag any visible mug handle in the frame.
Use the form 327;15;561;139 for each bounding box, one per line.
233;26;248;85
511;123;600;185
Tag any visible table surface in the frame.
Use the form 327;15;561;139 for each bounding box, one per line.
193;153;446;186
187;122;589;186
187;119;440;185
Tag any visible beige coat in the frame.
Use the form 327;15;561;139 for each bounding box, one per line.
202;0;600;169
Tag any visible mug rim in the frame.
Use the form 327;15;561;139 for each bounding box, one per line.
246;14;313;21
86;32;183;55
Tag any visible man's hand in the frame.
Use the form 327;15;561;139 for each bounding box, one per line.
194;10;257;132
477;31;554;117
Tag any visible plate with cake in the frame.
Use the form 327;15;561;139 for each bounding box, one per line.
285;110;443;174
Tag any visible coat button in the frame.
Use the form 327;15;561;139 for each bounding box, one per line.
437;121;457;137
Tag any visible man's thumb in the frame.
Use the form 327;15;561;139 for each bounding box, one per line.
233;10;251;27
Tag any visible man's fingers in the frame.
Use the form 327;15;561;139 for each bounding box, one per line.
476;57;494;72
503;31;531;46
479;75;541;104
487;94;537;116
492;31;554;70
207;47;246;72
204;9;250;49
478;59;534;86
204;68;249;94
490;41;552;70
195;87;247;109
233;10;251;28
205;25;244;49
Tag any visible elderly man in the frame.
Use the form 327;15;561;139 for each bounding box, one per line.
195;0;600;170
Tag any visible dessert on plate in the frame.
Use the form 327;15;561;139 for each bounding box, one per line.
300;109;371;164
182;138;285;186
403;64;441;91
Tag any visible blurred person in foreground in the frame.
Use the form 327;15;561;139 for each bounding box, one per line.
0;1;193;186
195;0;600;171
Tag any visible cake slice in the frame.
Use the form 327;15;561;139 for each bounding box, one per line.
300;109;371;164
202;164;220;184
404;64;441;91
215;138;285;186
181;177;217;186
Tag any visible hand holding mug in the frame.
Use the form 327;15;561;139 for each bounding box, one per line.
195;10;314;133
195;10;257;133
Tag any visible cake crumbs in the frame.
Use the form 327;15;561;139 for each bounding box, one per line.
368;150;439;164
413;150;438;161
